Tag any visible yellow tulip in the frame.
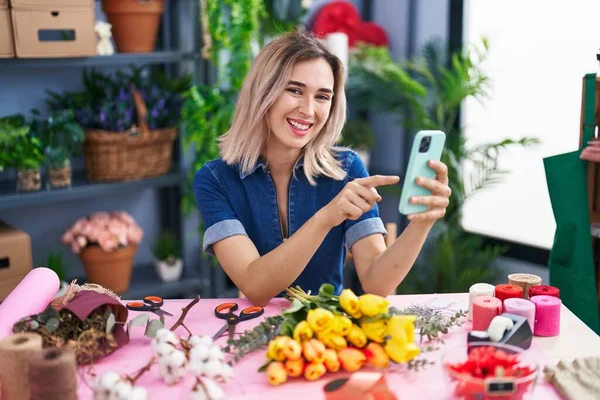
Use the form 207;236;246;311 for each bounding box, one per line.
347;324;368;348
266;361;287;385
304;362;327;381
384;339;420;363
285;358;305;378
283;338;302;361
317;332;347;351
339;289;362;319
338;348;366;372
387;315;417;344
361;319;388;343
293;321;313;343
266;336;288;361
363;342;389;369
306;308;334;333
331;315;352;336
323;349;340;372
302;338;327;364
358;294;390;317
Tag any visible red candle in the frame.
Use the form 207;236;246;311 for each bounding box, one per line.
529;285;560;298
495;284;523;302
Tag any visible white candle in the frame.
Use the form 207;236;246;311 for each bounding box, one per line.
326;32;349;78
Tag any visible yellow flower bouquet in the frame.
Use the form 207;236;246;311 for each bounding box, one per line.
259;284;423;385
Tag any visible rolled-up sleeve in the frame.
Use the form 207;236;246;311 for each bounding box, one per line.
193;164;247;255
343;152;387;250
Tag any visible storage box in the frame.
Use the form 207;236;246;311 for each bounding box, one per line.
0;8;14;58
0;221;32;302
10;0;94;8
11;7;96;58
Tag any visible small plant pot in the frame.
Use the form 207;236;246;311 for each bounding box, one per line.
78;244;137;294
153;258;183;283
101;0;165;53
48;163;72;189
17;168;41;192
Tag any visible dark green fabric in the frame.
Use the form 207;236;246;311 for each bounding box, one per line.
544;151;600;334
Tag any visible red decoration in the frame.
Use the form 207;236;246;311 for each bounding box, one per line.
529;285;560;298
445;346;537;400
311;1;388;47
494;284;523;302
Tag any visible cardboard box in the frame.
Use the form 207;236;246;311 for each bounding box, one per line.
10;0;93;8
12;7;96;58
0;0;6;7
0;8;14;58
0;221;32;302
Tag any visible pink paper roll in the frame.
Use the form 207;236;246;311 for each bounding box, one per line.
531;295;561;337
503;298;536;330
0;268;59;339
471;296;502;331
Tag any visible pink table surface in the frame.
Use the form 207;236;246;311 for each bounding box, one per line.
76;293;562;399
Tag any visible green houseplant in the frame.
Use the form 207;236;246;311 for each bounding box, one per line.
339;118;376;168
3;114;45;192
30;108;84;189
152;231;183;282
0;114;30;173
348;38;539;293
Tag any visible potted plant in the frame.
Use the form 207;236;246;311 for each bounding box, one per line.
100;0;165;53
4;115;45;192
339;118;376;168
30;108;84;189
62;211;144;294
44;251;70;296
152;231;183;282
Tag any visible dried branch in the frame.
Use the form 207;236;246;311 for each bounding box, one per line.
170;295;201;335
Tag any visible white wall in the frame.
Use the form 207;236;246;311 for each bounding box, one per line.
461;0;600;249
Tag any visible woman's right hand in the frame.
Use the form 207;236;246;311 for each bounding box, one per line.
318;175;400;228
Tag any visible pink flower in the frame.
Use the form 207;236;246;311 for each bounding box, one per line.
114;211;135;227
98;232;118;252
61;230;73;245
71;218;87;235
90;212;111;226
76;235;87;248
71;242;81;254
127;225;143;244
108;219;127;236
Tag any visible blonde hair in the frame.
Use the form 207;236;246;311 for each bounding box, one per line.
218;30;347;185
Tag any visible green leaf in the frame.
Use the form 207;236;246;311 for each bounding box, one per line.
37;306;60;324
283;299;306;315
144;319;164;338
127;313;149;335
46;317;59;333
258;359;273;373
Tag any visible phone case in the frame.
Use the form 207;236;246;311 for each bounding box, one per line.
398;130;446;215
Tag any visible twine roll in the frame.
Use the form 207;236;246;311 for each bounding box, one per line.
471;296;503;331
0;333;43;400
529;285;560;299
468;283;495;321
29;348;78;400
495;284;524;303
531;295;561;336
508;273;542;299
503;298;536;330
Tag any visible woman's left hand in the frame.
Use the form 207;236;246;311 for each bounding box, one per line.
407;160;452;222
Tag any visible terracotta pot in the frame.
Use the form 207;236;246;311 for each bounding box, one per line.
78;244;137;294
101;0;165;53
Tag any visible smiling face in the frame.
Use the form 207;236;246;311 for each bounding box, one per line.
266;58;335;157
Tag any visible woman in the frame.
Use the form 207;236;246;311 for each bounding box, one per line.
193;31;451;306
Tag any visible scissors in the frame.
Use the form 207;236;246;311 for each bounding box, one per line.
126;296;174;317
212;302;264;340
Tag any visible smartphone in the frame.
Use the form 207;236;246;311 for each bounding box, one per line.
398;130;446;215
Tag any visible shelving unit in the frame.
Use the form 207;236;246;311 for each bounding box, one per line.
0;0;210;299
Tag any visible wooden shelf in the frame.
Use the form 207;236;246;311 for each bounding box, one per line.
0;51;198;68
0;168;186;210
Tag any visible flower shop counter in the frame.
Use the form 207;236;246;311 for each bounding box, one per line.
77;293;600;399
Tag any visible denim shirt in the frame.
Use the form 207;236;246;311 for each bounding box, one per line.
192;149;386;296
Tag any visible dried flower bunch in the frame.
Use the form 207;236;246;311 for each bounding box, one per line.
62;211;144;253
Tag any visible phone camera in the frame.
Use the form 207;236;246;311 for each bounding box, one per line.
419;136;431;153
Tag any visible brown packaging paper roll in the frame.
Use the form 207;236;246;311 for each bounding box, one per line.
0;332;43;400
29;347;78;400
508;273;542;299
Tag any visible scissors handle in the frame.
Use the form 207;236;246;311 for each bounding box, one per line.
144;295;164;307
126;301;150;312
238;306;264;321
215;302;239;319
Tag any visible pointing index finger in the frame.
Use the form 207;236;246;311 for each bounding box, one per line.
355;175;400;188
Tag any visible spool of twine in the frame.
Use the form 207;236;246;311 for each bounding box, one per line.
495;284;524;303
468;283;495;321
471;296;503;331
529;285;560;299
531;295;561;336
508;273;542;299
503;298;536;330
29;348;78;400
0;333;43;400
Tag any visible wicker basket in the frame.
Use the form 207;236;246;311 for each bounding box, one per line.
83;89;178;182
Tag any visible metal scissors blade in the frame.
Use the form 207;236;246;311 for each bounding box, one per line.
212;322;229;341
